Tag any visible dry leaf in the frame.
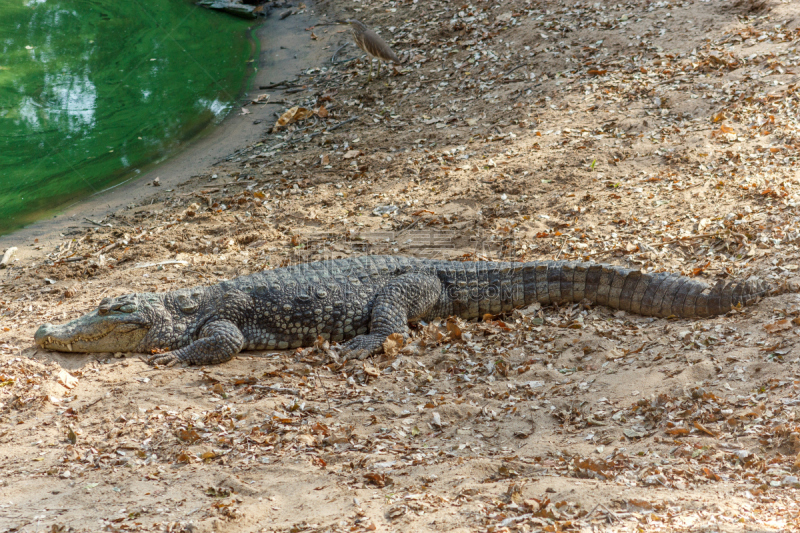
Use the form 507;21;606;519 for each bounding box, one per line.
665;427;690;436
343;149;363;159
382;333;404;356
445;318;462;340
421;323;445;345
693;420;717;438
364;472;393;487
363;362;381;378
765;319;792;333
691;261;710;276
316;105;329;118
56;369;78;389
296;434;316;446
272;106;314;132
178;429;202;443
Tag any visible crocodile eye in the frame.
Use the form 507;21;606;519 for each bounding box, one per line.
98;307;108;316
119;303;137;313
176;295;197;314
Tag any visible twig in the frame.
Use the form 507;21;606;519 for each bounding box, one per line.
251;99;293;106
131;260;189;269
78;397;104;412
502;63;529;78
258;79;300;90
331;44;348;65
252;384;301;396
94;242;118;256
555;235;569;260
333;56;359;66
327;115;360;132
513;81;543;100
55;255;87;264
314;370;332;410
601;504;621;522
84;218;112;228
497;514;533;528
585;503;620;522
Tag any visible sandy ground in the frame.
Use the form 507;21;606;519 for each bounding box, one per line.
3;0;800;531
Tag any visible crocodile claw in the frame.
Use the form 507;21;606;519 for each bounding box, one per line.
339;334;386;361
142;352;181;367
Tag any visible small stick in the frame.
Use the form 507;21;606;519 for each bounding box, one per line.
315;369;332;410
502;63;528;78
333;56;359;66
95;242;118;256
79;397;104;412
251;99;293;106
600;503;621;522
84;218;112;228
555;235;569;260
55;256;86;264
252;384;301;396
258;79;300;90
331;44;348;64
326;116;359;132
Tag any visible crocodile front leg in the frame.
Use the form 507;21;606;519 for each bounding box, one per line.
340;273;442;361
146;320;244;366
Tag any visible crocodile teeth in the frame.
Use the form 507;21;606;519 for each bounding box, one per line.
68;343;73;352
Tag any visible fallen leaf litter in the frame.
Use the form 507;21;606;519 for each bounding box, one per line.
3;0;800;531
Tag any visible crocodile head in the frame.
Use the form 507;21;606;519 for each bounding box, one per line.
35;294;154;353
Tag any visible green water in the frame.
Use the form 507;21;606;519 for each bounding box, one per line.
0;0;254;234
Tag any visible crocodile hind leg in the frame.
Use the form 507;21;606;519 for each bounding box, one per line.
340;274;442;361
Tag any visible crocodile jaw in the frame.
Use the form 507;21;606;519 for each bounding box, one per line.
35;310;149;353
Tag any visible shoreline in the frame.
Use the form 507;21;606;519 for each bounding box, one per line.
0;5;324;263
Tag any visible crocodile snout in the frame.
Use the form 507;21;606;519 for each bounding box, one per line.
34;323;54;346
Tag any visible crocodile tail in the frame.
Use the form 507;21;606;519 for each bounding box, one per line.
518;261;770;318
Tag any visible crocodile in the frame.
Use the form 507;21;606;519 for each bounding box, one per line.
35;256;769;366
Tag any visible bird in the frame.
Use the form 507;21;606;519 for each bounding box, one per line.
337;18;401;82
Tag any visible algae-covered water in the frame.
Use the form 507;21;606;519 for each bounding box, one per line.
0;0;254;234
